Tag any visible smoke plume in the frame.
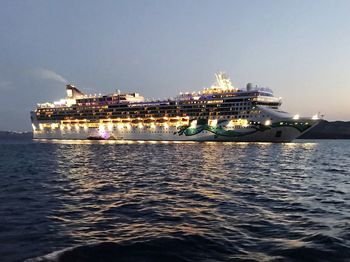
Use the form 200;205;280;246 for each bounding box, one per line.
33;68;67;84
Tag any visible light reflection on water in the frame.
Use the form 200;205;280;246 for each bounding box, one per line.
0;139;349;261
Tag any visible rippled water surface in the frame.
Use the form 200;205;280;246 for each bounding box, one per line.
0;139;349;262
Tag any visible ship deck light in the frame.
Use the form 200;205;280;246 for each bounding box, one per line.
265;120;271;126
209;119;218;127
293;114;300;120
190;120;198;128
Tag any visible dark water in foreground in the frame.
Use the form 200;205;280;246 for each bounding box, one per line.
0;139;349;262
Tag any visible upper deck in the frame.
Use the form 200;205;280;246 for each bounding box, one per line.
35;73;281;110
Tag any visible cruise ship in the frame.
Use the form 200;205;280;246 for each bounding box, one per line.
30;73;319;142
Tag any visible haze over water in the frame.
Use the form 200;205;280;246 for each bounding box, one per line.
0;139;349;261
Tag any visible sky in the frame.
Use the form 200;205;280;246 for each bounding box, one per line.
0;0;349;131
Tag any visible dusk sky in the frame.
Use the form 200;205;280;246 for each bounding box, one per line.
1;0;349;131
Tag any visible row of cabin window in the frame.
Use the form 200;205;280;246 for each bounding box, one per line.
37;103;274;115
38;114;259;123
40;106;255;118
37;100;254;113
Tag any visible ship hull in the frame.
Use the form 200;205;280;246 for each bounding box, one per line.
32;125;311;142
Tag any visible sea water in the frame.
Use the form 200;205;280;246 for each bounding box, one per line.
0;139;349;261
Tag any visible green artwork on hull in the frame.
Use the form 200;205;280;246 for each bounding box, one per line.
177;120;312;137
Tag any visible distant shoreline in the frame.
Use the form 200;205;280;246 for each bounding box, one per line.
298;120;350;139
1;120;350;140
0;131;33;139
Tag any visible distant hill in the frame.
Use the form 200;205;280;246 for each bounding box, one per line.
299;120;350;139
1;121;349;140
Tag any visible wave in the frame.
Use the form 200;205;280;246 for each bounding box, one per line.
26;235;238;262
26;232;350;262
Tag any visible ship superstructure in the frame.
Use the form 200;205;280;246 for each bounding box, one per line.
31;73;319;142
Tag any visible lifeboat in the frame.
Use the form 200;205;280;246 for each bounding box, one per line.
156;118;166;123
169;118;179;123
122;118;131;123
143;118;155;124
131;119;141;124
